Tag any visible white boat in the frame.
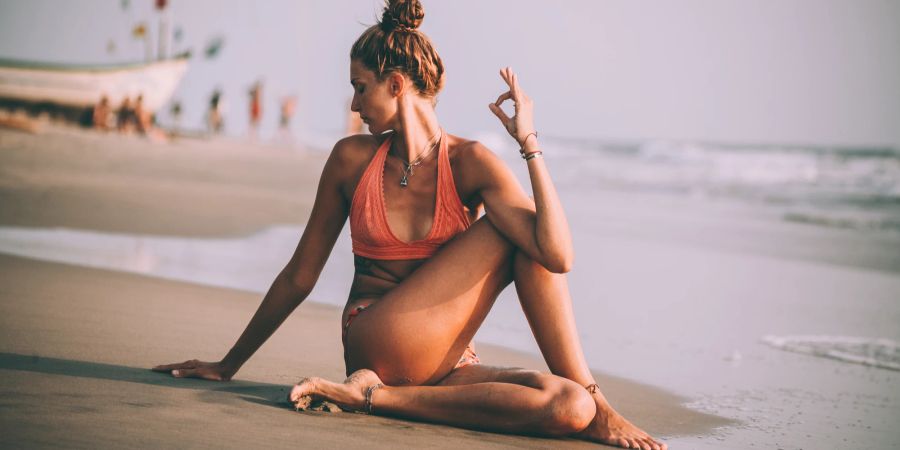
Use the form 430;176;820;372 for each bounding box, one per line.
0;56;188;113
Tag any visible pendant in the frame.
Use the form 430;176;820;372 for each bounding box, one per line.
400;175;408;187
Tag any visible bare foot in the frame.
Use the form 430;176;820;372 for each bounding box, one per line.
289;369;383;412
576;390;667;450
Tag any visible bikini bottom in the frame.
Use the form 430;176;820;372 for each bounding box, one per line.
342;304;480;370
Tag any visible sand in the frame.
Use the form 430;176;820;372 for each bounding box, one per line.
0;126;322;236
0;127;728;449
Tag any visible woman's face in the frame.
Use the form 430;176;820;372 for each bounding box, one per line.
350;59;398;135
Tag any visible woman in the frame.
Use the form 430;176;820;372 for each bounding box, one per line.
154;2;665;449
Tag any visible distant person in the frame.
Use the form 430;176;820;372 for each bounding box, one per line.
117;97;135;133
279;96;296;131
248;82;262;137
154;1;666;449
207;89;224;134
93;95;112;131
134;94;153;134
170;101;183;133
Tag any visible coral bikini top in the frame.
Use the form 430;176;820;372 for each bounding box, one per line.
350;130;471;260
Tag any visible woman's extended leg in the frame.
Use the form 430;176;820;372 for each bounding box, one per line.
291;366;596;437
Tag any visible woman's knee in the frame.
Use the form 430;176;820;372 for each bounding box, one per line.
534;376;596;436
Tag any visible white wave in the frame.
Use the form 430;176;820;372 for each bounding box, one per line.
0;225;354;307
761;335;900;371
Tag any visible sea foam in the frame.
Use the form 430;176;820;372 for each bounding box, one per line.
761;335;900;371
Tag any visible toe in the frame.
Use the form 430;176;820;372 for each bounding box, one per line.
289;384;305;403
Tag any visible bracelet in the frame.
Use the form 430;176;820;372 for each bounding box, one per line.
520;150;542;159
523;151;543;161
518;131;538;152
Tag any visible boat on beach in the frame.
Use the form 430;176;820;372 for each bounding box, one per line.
0;56;188;116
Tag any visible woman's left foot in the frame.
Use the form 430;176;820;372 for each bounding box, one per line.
289;369;383;412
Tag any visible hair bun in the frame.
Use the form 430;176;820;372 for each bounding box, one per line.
380;0;424;33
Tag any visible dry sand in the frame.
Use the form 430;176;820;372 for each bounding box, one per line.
0;127;729;448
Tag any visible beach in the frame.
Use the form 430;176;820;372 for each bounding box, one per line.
0;126;730;449
3;0;899;446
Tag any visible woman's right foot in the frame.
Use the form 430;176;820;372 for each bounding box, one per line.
575;390;667;450
289;369;383;412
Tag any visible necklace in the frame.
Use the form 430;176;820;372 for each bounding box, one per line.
396;129;441;187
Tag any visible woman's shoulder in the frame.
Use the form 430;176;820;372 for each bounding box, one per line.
322;134;384;177
448;134;503;163
319;134;389;200
330;133;383;163
448;134;508;173
447;134;512;194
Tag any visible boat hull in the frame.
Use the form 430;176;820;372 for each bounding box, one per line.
0;58;188;113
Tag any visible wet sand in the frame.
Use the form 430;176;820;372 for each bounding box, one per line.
0;127;321;236
0;127;728;448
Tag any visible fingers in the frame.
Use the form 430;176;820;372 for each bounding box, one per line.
499;67;524;100
172;367;223;381
511;72;521;101
500;67;517;102
499;67;516;98
488;102;511;124
151;359;198;372
499;67;511;87
171;368;197;378
494;91;512;106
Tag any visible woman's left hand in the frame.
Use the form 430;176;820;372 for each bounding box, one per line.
488;67;536;147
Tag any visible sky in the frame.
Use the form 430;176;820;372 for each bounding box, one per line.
0;0;898;148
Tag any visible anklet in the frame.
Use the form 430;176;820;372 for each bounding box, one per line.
585;383;600;394
363;383;384;414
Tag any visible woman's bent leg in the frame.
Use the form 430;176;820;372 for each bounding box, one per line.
512;251;667;450
512;251;593;385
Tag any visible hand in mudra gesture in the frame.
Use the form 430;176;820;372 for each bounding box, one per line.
488;67;536;147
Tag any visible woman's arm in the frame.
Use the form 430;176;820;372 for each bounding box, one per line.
481;67;573;273
152;139;355;380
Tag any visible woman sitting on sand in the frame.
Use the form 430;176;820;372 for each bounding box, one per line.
155;2;665;449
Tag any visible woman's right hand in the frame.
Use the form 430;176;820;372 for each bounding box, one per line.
488;67;536;147
152;359;233;381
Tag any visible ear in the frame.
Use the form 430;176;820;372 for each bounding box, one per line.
387;72;406;97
